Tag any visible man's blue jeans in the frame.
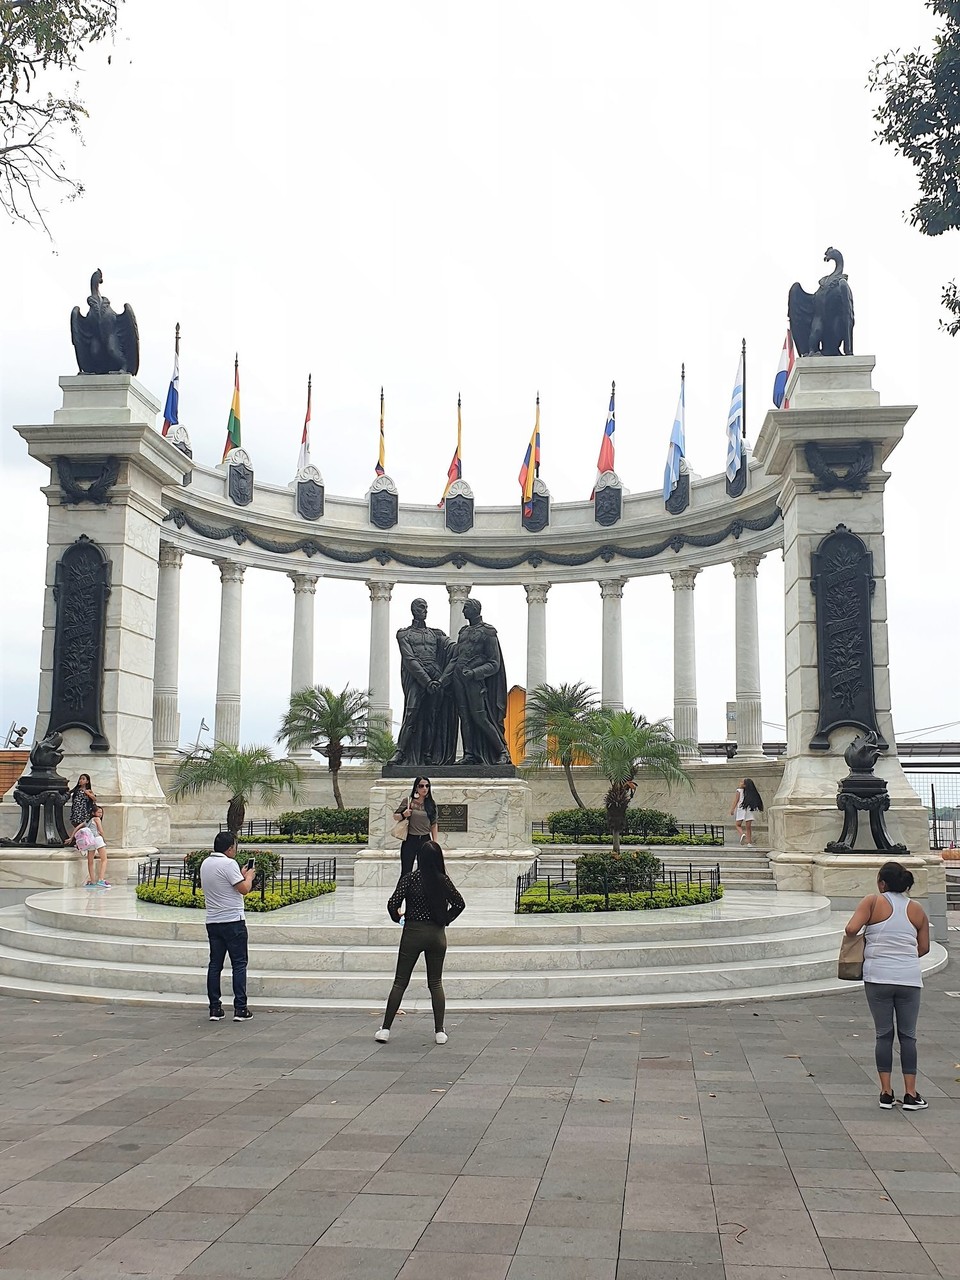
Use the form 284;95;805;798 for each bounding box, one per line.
206;920;248;1011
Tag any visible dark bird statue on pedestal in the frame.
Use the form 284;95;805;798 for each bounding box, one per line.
788;247;855;357
70;269;140;375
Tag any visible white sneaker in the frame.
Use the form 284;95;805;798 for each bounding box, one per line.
435;1031;448;1045
374;1028;390;1043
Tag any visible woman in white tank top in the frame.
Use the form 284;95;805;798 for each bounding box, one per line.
844;861;930;1111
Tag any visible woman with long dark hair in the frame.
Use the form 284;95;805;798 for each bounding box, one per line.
375;841;465;1046
729;777;764;847
64;774;96;847
844;861;930;1110
393;777;439;877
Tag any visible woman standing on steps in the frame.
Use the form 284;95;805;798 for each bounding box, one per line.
375;841;465;1046
394;777;439;878
729;777;763;847
844;861;930;1111
64;773;96;846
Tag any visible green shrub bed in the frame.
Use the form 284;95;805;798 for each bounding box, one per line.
236;833;367;845
276;807;368;837
546;807;679;838
517;883;723;913
135;881;336;911
532;832;722;846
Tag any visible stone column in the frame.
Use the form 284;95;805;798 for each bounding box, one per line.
733;554;765;763
600;578;626;711
288;572;318;759
367;580;394;732
670;568;700;755
214;561;244;747
153;542;184;756
447;583;472;638
523;583;550;759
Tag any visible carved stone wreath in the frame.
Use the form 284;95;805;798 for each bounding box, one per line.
55;456;121;505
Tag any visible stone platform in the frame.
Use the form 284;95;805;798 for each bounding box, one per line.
0;886;947;1010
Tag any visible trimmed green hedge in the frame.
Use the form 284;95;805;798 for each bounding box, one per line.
183;849;281;880
574;850;661;894
546;807;679;839
532;832;721;847
236;833;367;845
135;881;336;911
517;883;723;913
276;807;368;836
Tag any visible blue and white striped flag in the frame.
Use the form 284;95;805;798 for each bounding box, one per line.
662;374;685;503
725;353;744;482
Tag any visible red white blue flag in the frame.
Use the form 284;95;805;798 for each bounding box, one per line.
772;330;795;409
590;381;616;499
161;325;180;437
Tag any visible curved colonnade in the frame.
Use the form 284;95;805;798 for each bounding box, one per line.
153;456;784;757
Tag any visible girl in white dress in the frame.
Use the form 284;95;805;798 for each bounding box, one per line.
729;777;763;846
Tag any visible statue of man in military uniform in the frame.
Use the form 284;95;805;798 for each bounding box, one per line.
390;599;457;766
442;598;511;766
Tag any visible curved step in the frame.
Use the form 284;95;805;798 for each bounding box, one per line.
19;889;829;946
0;910;845;971
0;943;947;1012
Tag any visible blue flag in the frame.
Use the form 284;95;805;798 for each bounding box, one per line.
662;375;685;503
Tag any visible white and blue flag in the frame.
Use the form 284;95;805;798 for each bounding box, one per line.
662;373;685;503
162;332;180;437
725;353;744;482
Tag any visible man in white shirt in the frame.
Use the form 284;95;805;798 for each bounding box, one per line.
200;831;256;1022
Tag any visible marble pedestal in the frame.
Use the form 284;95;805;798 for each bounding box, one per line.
355;777;535;888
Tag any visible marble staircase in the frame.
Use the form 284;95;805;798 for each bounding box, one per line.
0;887;946;1011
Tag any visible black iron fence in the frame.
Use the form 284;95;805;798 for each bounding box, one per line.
515;858;721;912
139;855;337;902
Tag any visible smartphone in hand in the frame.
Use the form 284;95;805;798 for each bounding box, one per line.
244;860;256;871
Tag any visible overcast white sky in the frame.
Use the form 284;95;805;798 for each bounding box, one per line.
1;0;957;754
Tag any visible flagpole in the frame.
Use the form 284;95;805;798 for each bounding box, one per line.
174;321;180;356
535;392;540;477
741;336;747;440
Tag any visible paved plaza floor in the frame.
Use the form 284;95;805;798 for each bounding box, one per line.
0;942;957;1280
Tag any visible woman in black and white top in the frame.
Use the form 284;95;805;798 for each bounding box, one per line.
375;841;465;1046
394;776;439;877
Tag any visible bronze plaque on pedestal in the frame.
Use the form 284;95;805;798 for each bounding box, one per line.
436;804;468;832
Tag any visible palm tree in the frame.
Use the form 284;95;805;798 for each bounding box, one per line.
172;743;302;835
522;681;599;808
364;724;398;766
583;710;690;852
277;685;369;810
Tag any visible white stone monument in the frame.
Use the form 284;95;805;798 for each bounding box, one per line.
754;356;946;937
0;376;190;892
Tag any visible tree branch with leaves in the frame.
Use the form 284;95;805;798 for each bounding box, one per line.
870;0;960;334
0;0;119;232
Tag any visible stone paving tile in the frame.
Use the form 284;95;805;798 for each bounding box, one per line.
85;1236;209;1273
618;1230;723;1263
29;1206;149;1236
397;1251;511;1280
315;1216;429;1251
0;1233;114;1269
124;1210;241;1241
179;1241;312;1277
507;1258;617;1280
416;1221;523;1253
820;1237;940;1272
808;1209;917;1240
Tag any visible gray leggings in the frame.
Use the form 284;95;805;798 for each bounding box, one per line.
864;982;922;1075
382;922;447;1032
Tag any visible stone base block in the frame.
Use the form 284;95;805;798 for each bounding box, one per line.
769;850;948;945
353;851;535;889
370;776;533;851
0;845;147;900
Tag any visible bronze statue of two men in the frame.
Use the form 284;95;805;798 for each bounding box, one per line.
390;598;511;768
